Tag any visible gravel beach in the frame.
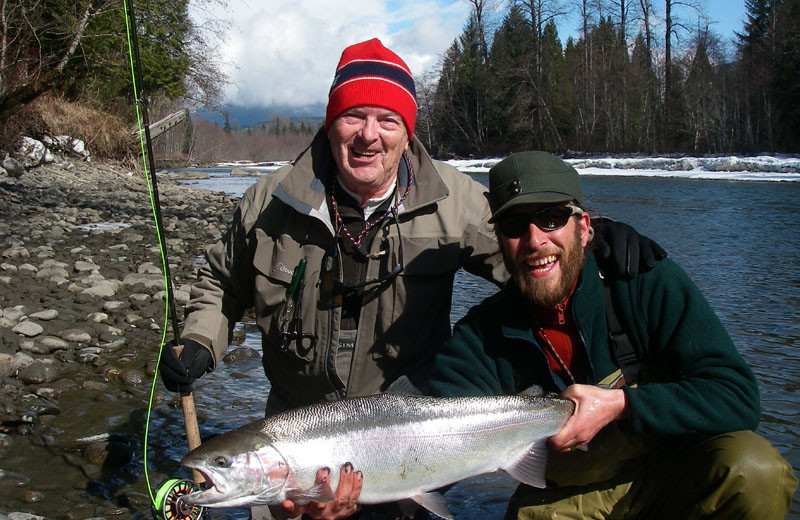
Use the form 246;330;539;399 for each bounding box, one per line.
0;158;240;520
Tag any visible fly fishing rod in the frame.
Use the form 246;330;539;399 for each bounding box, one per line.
122;2;206;519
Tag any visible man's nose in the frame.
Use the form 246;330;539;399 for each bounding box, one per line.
358;117;379;141
523;223;549;249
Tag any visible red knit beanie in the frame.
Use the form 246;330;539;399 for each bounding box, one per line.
324;38;417;136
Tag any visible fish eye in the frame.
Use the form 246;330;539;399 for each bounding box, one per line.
213;455;231;468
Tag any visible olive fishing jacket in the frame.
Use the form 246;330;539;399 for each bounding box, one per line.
181;131;506;413
427;252;761;438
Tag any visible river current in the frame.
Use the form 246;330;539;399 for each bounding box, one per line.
165;169;800;519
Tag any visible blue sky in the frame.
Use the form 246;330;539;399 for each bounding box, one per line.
706;0;747;37
558;0;746;45
200;0;747;109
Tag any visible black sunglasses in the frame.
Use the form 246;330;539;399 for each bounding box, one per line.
334;214;405;291
496;205;583;238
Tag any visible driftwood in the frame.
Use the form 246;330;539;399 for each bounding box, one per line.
130;108;189;140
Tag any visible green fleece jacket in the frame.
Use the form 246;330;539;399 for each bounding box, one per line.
428;252;760;437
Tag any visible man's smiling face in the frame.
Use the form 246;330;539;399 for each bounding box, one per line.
327;105;409;204
498;204;591;308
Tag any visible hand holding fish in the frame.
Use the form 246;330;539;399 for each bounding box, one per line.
281;464;362;519
549;384;628;452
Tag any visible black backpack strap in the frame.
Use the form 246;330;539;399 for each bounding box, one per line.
603;280;640;386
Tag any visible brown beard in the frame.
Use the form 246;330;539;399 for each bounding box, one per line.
505;224;585;308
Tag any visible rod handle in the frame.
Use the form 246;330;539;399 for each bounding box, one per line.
173;344;205;484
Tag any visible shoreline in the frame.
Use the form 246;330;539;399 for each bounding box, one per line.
0;159;238;519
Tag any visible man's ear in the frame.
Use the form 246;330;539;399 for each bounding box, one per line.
579;212;591;247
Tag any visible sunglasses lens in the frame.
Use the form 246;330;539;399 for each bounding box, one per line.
499;206;576;237
533;206;572;231
498;217;529;238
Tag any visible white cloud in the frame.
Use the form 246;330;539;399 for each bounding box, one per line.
197;0;469;108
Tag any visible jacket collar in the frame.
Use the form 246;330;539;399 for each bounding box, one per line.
399;137;449;214
272;130;450;232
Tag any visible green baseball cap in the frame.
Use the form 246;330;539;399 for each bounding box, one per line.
487;151;583;223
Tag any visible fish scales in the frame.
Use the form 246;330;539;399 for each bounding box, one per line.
264;394;562;502
182;392;574;514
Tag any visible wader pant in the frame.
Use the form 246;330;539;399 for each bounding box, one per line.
506;430;797;520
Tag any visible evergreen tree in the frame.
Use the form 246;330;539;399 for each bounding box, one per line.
563;37;585;151
628;33;660;152
0;0;226;126
432;12;491;156
592;17;626;151
489;3;535;151
537;20;567;151
223;111;231;135
684;29;723;152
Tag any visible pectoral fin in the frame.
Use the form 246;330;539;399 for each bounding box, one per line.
412;491;452;520
386;375;425;396
286;481;336;504
502;438;549;488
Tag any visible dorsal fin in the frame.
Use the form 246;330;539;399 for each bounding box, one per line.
517;384;545;397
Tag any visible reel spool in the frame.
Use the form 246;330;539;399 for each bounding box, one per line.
152;478;205;520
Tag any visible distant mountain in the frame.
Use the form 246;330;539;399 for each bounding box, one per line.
193;103;325;129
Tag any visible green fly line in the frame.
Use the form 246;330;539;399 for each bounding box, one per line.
122;0;180;509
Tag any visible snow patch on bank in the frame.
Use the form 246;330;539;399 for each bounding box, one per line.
446;155;800;182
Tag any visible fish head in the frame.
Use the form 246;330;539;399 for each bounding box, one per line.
180;430;289;508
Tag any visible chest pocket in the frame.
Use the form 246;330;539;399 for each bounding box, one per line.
374;236;463;362
252;229;317;364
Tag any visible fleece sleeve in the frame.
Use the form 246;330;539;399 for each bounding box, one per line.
621;259;761;436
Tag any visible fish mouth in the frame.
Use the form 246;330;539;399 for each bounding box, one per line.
179;469;224;506
178;466;244;507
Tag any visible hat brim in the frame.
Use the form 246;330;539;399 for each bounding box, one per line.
488;192;575;223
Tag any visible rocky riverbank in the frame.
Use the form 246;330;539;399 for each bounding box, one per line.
0;159;240;520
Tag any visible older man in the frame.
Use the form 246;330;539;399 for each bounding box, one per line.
427;151;797;519
160;38;507;410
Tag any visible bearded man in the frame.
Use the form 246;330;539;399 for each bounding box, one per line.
427;151;797;520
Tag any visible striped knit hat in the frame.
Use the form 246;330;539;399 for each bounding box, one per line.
324;38;418;136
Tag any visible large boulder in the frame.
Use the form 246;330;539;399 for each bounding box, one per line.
18;137;53;167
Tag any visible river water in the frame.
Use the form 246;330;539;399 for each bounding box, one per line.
162;169;800;519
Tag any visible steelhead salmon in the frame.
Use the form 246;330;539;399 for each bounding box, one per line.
181;392;573;519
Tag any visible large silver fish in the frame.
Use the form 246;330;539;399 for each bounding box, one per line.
181;392;573;519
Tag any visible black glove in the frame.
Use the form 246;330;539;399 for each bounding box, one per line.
159;338;213;393
592;219;667;279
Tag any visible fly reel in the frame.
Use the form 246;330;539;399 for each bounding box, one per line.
152;478;206;520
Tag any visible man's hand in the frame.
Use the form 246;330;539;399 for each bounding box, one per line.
549;384;628;453
281;463;362;520
159;338;213;393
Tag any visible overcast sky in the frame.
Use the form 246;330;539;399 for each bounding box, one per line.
199;0;746;110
